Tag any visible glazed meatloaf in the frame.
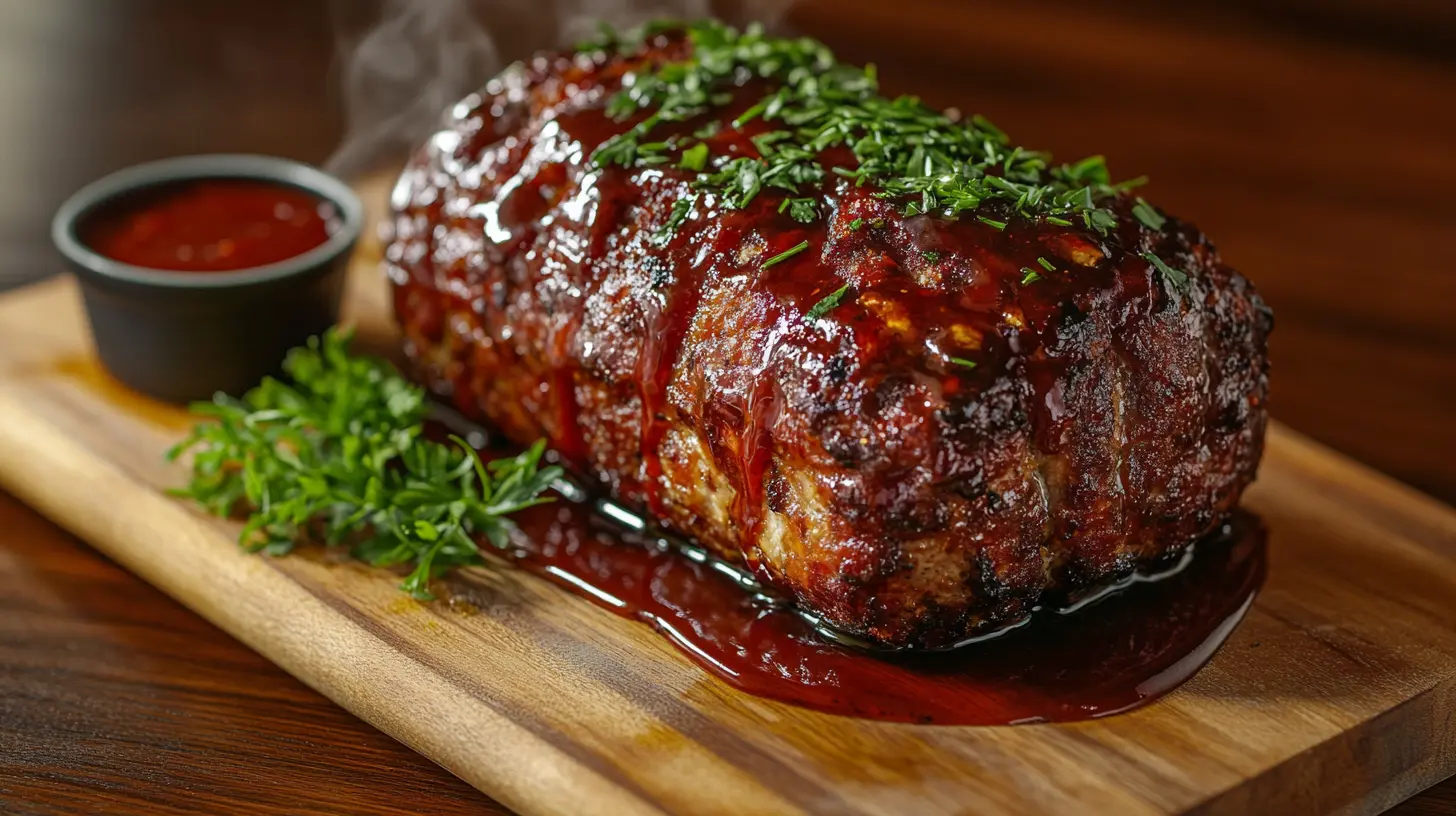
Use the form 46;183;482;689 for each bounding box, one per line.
385;21;1273;649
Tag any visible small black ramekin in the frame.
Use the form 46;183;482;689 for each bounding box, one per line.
51;154;364;403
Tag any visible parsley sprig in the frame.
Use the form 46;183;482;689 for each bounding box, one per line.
589;20;1145;237
167;329;563;600
805;283;851;322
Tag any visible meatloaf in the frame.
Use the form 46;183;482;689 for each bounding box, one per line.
384;21;1273;649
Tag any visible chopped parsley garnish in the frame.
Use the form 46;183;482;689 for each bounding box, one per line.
588;20;1146;239
1020;268;1042;285
1140;251;1190;291
1082;208;1119;232
779;197;818;224
1132;197;1166;231
948;356;978;369
167;329;562;601
762;239;810;270
678;142;709;171
654;194;697;245
805;283;851;322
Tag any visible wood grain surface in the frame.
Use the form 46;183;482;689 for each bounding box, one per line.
2;0;1454;813
0;490;504;816
2;175;1456;812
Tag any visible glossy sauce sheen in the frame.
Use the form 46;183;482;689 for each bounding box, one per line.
82;179;336;272
460;501;1266;725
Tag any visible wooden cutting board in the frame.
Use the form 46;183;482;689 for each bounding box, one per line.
2;178;1454;816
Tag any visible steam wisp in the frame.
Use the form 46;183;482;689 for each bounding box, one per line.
326;0;794;178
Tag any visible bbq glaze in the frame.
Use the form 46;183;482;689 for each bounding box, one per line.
387;28;1273;649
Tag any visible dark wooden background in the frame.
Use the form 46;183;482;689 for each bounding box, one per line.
0;0;1451;813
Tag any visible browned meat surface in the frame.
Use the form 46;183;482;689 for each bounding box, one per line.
385;28;1272;649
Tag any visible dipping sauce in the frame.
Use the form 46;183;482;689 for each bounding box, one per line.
80;179;338;272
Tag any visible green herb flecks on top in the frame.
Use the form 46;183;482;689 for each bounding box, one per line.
805;283;851;323
1140;251;1191;292
587;20;1147;238
762;239;810;270
1131;197;1167;231
167;329;563;601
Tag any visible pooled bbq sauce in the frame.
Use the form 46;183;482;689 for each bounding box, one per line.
81;179;338;272
468;498;1265;725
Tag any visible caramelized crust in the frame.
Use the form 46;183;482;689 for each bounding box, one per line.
385;37;1273;648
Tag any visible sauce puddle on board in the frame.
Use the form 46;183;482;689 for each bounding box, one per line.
470;499;1266;726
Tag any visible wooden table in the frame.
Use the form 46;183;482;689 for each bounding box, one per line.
1;1;1451;813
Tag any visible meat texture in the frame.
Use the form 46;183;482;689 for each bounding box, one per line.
385;31;1273;649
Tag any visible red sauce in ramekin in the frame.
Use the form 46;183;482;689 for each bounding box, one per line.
80;179;339;272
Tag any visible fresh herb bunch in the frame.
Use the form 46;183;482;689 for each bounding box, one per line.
586;20;1145;237
167;329;563;600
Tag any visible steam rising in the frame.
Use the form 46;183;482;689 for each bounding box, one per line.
327;0;499;177
556;0;710;45
326;0;794;177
